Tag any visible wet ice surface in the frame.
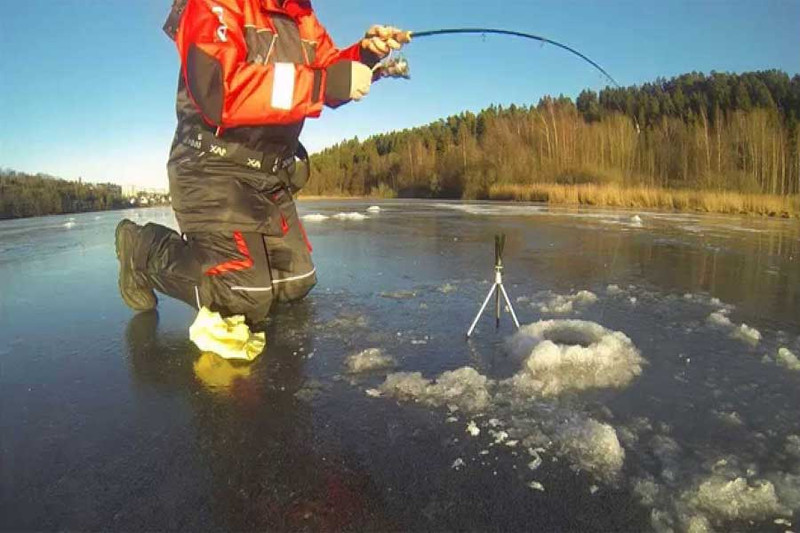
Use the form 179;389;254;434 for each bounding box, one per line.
1;201;800;532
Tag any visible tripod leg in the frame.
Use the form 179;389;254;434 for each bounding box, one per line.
495;282;501;328
467;283;497;338
499;283;521;329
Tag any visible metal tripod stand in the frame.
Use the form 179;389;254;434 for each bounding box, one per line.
466;234;521;338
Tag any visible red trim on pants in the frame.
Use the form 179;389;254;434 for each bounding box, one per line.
205;231;254;276
298;219;313;253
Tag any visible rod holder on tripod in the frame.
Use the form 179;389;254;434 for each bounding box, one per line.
466;234;521;338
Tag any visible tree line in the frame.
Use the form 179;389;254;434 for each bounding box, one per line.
305;70;800;199
0;169;130;219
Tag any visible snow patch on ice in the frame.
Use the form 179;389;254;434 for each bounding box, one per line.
301;213;329;222
535;290;598;314
510;320;644;397
333;212;367;221
378;367;493;413
345;348;395;374
776;348;800;371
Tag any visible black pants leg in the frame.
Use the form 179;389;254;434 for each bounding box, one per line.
133;223;275;323
268;200;317;303
131;207;316;323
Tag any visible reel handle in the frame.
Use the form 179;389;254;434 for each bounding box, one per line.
372;55;411;80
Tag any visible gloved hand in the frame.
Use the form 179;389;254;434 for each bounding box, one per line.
361;25;411;58
325;60;373;105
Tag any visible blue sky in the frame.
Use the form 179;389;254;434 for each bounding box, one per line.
1;0;798;189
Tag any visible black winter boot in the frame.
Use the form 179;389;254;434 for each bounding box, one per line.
115;219;158;311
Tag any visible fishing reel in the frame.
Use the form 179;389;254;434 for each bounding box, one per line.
373;54;411;80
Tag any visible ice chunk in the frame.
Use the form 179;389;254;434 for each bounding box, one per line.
528;481;545;492
452;458;465;470
785;435;800;457
510;320;645;397
631;215;643;227
688;476;784;522
556;418;626;479
379;366;493;413
776;348;800;371
333;212;367;221
770;472;800;512
707;311;762;346
490;430;509;444
345;348;395;374
466;421;480;437
707;311;733;328
301;213;329;222
606;284;623;295
438;283;457;294
367;206;381;213
536;291;598;314
732;323;762;346
527;449;543;471
633;477;661;507
427;368;493;412
379;372;430;400
63;221;76;228
380;290;417;300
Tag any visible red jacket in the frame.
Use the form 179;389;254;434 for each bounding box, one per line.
174;0;371;129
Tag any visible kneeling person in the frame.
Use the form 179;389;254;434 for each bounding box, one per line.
116;0;407;323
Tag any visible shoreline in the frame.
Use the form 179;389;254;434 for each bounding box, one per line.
487;184;800;218
301;186;799;219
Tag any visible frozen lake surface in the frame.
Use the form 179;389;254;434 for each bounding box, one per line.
1;201;799;532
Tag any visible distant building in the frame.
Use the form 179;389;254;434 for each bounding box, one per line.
122;185;168;198
121;184;170;207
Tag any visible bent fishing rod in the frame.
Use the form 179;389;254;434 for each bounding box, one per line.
374;27;639;131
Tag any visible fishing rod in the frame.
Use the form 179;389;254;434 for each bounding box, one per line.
376;27;621;88
373;27;640;132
